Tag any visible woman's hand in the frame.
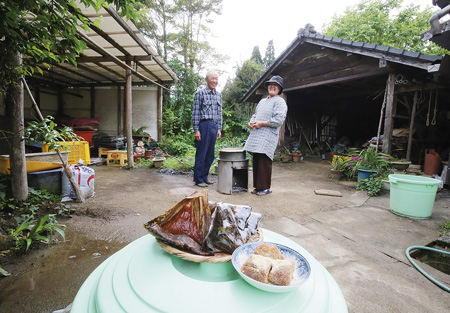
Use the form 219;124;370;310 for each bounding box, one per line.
249;121;267;129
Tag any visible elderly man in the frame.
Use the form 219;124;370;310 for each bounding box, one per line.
192;70;222;187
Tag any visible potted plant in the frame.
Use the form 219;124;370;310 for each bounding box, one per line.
281;148;291;163
152;150;165;168
344;147;393;183
292;149;302;163
329;155;347;180
390;159;411;171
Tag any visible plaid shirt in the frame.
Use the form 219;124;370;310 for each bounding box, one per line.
244;95;287;160
192;86;222;132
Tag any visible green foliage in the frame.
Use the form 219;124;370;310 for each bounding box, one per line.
263;40;275;67
0;0;142;96
162;58;202;136
323;0;448;55
344;147;393;175
356;176;383;196
160;134;196;156
330;156;348;170
22;116;80;151
1;176;72;253
132;126;151;137
438;220;450;236
161;156;193;171
251;46;263;64
11;214;66;251
222;58;265;125
133;158;154;168
0;267;11;277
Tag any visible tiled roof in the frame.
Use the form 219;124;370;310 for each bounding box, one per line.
242;24;443;102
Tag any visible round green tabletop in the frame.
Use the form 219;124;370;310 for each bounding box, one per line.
71;229;348;313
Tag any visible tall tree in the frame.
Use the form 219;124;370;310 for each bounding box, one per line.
263;40;275;67
138;0;226;136
323;0;446;55
250;46;263;64
137;0;176;62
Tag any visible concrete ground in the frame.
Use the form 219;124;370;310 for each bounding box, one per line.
0;158;449;313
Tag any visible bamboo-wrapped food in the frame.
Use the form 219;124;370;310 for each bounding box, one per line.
144;190;213;255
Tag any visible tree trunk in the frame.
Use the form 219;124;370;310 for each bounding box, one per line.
5;52;28;203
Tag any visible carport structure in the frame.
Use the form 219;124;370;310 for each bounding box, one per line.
1;2;178;201
243;24;450;163
29;3;177;145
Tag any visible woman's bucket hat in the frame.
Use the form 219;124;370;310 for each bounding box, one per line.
264;75;284;94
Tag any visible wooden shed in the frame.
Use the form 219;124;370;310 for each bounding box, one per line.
243;24;450;164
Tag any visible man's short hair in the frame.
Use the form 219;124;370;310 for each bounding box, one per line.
205;70;218;79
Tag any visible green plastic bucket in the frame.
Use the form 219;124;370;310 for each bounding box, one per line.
388;174;440;219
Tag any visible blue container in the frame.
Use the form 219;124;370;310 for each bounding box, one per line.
27;167;63;194
357;169;377;183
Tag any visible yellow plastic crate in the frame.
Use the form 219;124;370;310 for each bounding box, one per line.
42;141;90;165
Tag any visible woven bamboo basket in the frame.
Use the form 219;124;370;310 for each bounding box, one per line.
156;228;263;263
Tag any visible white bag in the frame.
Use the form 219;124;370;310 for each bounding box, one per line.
61;164;95;202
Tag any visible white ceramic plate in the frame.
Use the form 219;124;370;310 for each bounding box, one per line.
231;241;311;293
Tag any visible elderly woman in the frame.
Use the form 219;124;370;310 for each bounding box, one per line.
243;75;287;196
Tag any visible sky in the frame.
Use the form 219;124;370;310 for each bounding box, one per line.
208;0;434;90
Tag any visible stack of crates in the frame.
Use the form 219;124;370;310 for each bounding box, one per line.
42;141;90;165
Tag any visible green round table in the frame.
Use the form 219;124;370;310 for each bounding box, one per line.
71;229;348;312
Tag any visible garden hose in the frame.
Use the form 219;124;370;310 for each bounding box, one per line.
405;245;450;293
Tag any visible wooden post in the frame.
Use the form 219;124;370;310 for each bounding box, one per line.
6;52;28;203
278;93;287;149
125;62;134;167
157;85;162;142
406;91;418;161
382;73;395;154
117;86;122;135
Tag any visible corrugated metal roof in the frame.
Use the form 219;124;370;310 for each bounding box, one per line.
33;3;177;88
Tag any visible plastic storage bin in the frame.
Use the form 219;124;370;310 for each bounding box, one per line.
388;174;440;219
73;130;95;147
27;167;63;194
42;141;90;165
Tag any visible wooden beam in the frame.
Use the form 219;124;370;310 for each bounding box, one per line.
76;55;153;63
76;63;114;82
125;62;134;168
104;6;176;82
396;82;445;93
77;30;169;90
382;73;396;154
283;69;388;92
93;61;126;80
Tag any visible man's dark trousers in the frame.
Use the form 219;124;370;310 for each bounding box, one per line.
194;120;218;183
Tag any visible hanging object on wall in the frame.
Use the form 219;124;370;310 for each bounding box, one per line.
426;89;438;127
